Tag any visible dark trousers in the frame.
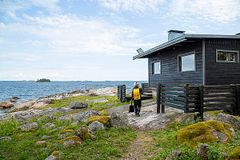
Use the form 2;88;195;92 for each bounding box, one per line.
134;100;141;115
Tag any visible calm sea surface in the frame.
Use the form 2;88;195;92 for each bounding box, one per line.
0;81;144;102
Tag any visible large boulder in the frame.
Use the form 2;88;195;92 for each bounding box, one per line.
69;102;88;109
72;110;100;122
0;101;14;109
88;115;110;125
177;120;235;147
10;100;35;112
216;113;240;129
10;109;43;121
88;121;105;132
110;112;129;128
20;122;38;131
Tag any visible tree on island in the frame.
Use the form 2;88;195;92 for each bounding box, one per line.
36;78;51;82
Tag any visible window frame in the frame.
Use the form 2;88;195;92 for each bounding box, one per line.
216;49;239;63
178;51;196;72
152;61;161;75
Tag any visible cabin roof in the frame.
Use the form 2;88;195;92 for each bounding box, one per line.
133;34;240;60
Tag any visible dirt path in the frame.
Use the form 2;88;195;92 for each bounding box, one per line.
122;131;157;160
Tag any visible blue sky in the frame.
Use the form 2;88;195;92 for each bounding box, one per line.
0;0;240;81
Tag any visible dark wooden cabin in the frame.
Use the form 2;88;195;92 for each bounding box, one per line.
134;30;240;87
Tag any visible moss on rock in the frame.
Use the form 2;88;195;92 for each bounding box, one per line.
63;136;81;142
177;120;234;147
229;146;240;159
99;109;109;116
88;115;110;125
60;129;74;134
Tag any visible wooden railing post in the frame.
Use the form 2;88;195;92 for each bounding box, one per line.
184;84;190;113
160;84;165;114
235;84;240;115
157;82;161;114
199;85;204;121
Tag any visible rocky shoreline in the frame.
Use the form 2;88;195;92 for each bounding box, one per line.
0;87;117;116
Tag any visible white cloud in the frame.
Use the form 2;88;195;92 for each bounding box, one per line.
0;14;153;56
96;0;166;13
97;0;240;22
0;0;60;18
169;0;240;22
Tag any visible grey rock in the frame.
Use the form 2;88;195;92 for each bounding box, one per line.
42;135;50;140
217;113;240;129
57;107;72;113
166;150;181;160
69;102;88;109
72;110;100;122
0;136;12;141
45;155;57;160
20;122;38;131
213;131;228;142
10;101;35;112
110;112;129;128
75;126;96;140
58;115;72;121
63;140;75;147
36;140;47;146
197;144;209;160
11;109;43;121
43;123;55;129
10;97;19;103
0;101;14;109
88;121;105;132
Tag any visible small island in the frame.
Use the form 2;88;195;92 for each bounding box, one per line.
36;78;51;82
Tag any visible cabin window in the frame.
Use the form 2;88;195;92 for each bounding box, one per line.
152;62;161;74
178;53;195;72
216;50;239;63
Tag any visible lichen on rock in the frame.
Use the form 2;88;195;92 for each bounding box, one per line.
177;120;235;147
87;115;110;125
229;146;240;159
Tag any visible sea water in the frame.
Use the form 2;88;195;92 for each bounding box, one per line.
0;81;144;102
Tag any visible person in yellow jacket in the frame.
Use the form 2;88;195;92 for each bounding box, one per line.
132;82;143;117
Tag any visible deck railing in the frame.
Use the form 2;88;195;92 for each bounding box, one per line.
157;83;240;120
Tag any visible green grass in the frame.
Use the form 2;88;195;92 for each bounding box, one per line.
0;95;137;160
0;117;136;160
148;122;240;160
45;95;128;111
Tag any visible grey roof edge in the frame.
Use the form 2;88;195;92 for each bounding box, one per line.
133;35;187;60
133;34;240;60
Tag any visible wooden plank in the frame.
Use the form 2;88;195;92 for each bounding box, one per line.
204;97;236;102
161;92;185;97
162;87;185;91
204;107;232;112
203;93;234;98
204;103;234;108
162;98;186;106
162;102;185;110
161;94;186;101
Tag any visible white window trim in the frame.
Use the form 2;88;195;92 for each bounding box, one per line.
152;61;161;75
216;49;239;63
178;51;196;72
